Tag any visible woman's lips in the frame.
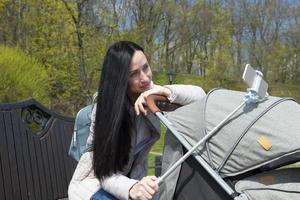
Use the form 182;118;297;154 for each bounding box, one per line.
141;82;151;89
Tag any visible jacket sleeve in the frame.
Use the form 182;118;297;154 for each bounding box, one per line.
68;152;100;200
68;151;138;200
101;174;138;200
164;84;206;105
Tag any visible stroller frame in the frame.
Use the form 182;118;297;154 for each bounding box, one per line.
146;65;268;200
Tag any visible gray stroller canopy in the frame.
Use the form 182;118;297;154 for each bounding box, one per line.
166;88;300;177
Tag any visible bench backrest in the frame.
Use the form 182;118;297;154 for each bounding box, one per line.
0;99;77;200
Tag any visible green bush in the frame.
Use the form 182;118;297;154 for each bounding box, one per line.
0;46;49;104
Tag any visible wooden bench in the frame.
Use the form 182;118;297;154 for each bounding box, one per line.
0;99;77;200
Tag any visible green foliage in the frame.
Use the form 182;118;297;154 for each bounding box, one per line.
0;46;49;104
152;71;171;85
0;0;9;11
154;71;300;102
269;82;300;103
0;0;299;116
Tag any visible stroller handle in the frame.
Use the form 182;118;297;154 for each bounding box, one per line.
146;95;169;113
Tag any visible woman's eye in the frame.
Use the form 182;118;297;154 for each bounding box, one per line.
129;71;138;78
143;64;149;71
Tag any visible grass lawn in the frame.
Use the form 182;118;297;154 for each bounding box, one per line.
147;124;166;175
281;162;300;169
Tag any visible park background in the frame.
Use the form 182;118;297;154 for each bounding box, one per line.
1;0;299;173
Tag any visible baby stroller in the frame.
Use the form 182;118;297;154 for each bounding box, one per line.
148;65;300;200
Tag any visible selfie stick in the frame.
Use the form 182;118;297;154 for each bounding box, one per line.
147;64;268;188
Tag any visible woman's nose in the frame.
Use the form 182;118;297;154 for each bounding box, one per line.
140;70;148;78
140;71;150;82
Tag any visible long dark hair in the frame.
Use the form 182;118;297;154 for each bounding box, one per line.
92;41;144;181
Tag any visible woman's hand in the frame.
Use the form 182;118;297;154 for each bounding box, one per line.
129;176;159;200
134;85;172;115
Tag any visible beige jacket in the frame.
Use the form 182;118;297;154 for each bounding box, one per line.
68;84;206;200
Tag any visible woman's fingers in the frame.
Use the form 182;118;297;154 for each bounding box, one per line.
134;93;147;115
138;96;147;115
140;176;159;196
147;176;159;191
129;176;159;200
140;179;156;196
134;86;172;115
134;89;156;115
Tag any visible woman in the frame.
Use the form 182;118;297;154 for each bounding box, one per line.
68;41;206;200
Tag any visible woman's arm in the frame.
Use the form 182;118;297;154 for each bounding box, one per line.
164;84;206;105
134;84;206;115
128;176;159;200
101;173;138;200
102;175;159;200
69;151;158;200
68;150;139;200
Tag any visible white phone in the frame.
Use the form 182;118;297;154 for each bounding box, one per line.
242;64;268;98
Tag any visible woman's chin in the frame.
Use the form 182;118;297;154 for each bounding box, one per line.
140;86;150;92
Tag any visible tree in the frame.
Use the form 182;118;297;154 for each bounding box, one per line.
128;0;164;60
61;0;90;98
0;46;49;103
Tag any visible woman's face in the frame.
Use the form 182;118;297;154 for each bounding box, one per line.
127;50;152;101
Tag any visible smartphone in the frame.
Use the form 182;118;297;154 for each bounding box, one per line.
242;64;268;98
